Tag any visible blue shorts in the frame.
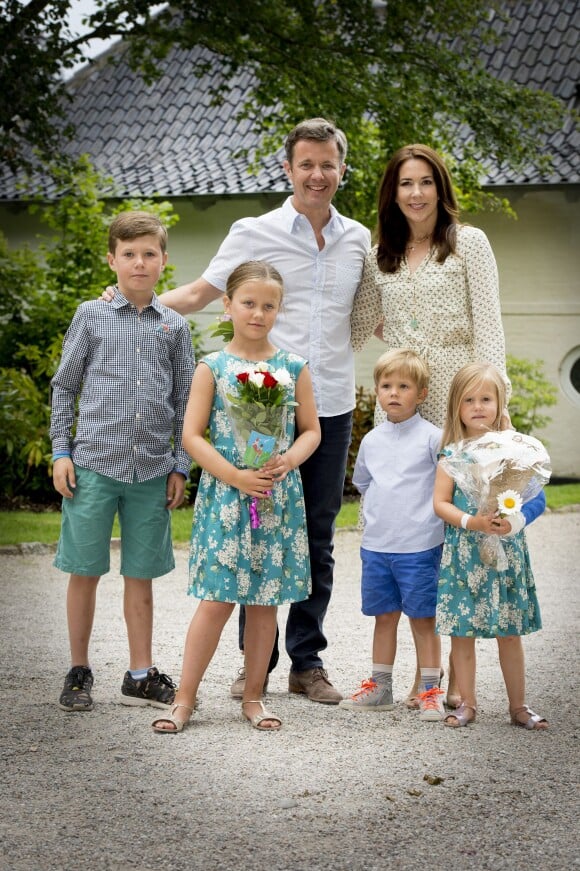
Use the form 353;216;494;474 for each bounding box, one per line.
360;545;443;619
54;467;175;578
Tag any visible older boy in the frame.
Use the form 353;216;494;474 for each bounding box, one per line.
51;211;194;712
339;349;446;721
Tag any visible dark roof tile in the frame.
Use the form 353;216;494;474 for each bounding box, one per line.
0;0;577;201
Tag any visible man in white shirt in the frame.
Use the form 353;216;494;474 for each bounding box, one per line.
157;118;371;703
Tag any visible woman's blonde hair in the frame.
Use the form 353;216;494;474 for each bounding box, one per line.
373;348;430;392
441;362;506;447
225;260;284;301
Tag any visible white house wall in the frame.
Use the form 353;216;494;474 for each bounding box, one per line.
1;185;577;477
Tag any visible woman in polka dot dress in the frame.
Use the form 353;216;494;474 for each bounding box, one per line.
350;144;510;707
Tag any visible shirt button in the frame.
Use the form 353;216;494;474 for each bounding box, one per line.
136;413;141;420
136;348;140;353
136;380;141;386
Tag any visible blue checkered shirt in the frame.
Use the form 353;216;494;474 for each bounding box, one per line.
50;291;195;483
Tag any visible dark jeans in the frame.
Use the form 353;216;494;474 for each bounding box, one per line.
238;411;353;673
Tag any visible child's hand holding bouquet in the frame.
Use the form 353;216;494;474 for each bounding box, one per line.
440;430;551;570
221;363;297;527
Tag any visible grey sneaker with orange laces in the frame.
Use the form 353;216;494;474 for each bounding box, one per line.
338;677;394;711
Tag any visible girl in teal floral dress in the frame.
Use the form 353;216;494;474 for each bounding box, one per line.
433;363;548;730
152;261;320;734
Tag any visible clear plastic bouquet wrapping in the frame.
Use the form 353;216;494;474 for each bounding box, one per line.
221;363;296;527
439;430;551;570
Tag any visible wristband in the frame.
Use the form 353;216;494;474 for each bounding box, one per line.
52;452;71;461
460;513;471;530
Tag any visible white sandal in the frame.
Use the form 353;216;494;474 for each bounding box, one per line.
241;700;282;731
152;702;193;734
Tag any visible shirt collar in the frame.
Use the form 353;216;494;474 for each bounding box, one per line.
281;196;345;236
111;286;161;315
381;411;423;432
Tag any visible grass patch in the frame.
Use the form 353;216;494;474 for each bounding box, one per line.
0;483;578;547
544;482;580;510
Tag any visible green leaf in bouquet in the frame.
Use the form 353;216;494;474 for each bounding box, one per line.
208;317;234;342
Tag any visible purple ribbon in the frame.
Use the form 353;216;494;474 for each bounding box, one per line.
249;490;272;529
249;498;260;529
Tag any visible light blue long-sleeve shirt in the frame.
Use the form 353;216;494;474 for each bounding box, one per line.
353;412;444;553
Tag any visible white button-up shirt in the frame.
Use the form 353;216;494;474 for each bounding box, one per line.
353;413;444;553
203;197;371;416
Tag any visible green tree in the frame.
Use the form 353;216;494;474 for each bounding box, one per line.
1;1;573;222
0;156;204;504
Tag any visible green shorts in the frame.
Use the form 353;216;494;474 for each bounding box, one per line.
54;467;175;578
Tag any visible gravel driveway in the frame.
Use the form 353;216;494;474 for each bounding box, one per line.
0;512;578;871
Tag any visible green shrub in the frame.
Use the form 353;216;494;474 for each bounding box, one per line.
506;355;558;436
344;385;376;497
0;157;206;505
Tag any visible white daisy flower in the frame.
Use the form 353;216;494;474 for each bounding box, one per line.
497;489;523;515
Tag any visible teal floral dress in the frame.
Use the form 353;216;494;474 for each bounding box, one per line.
188;349;311;606
436;448;542;639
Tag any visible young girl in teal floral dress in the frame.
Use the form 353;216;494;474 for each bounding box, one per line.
152;261;320;734
433;362;548;730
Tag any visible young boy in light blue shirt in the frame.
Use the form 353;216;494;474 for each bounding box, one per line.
340;349;446;721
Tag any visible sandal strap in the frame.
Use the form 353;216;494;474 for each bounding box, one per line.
152;702;194;732
511;704;547;729
444;702;476;727
241;699;282;729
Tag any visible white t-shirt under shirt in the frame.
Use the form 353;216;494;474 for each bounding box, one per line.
203;197;371;417
353;412;444;553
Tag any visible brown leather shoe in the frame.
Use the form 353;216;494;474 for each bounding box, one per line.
230;667;269;700
288;667;342;704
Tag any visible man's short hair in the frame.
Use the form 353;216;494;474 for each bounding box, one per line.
285;118;348;165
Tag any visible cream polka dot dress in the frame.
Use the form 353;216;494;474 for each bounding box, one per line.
351;225;509;427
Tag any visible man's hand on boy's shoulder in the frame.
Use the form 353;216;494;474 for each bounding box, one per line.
100;286;116;302
166;471;186;510
53;457;76;498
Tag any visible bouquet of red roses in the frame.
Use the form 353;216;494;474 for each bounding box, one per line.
221;362;297;526
439;429;551;570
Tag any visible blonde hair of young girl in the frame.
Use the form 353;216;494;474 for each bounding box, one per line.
441;362;507;447
225;260;285;301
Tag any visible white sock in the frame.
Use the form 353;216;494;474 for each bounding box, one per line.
372;663;393;683
420;667;441;692
129;667;152;680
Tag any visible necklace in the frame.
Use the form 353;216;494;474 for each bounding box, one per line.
406;232;432;252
